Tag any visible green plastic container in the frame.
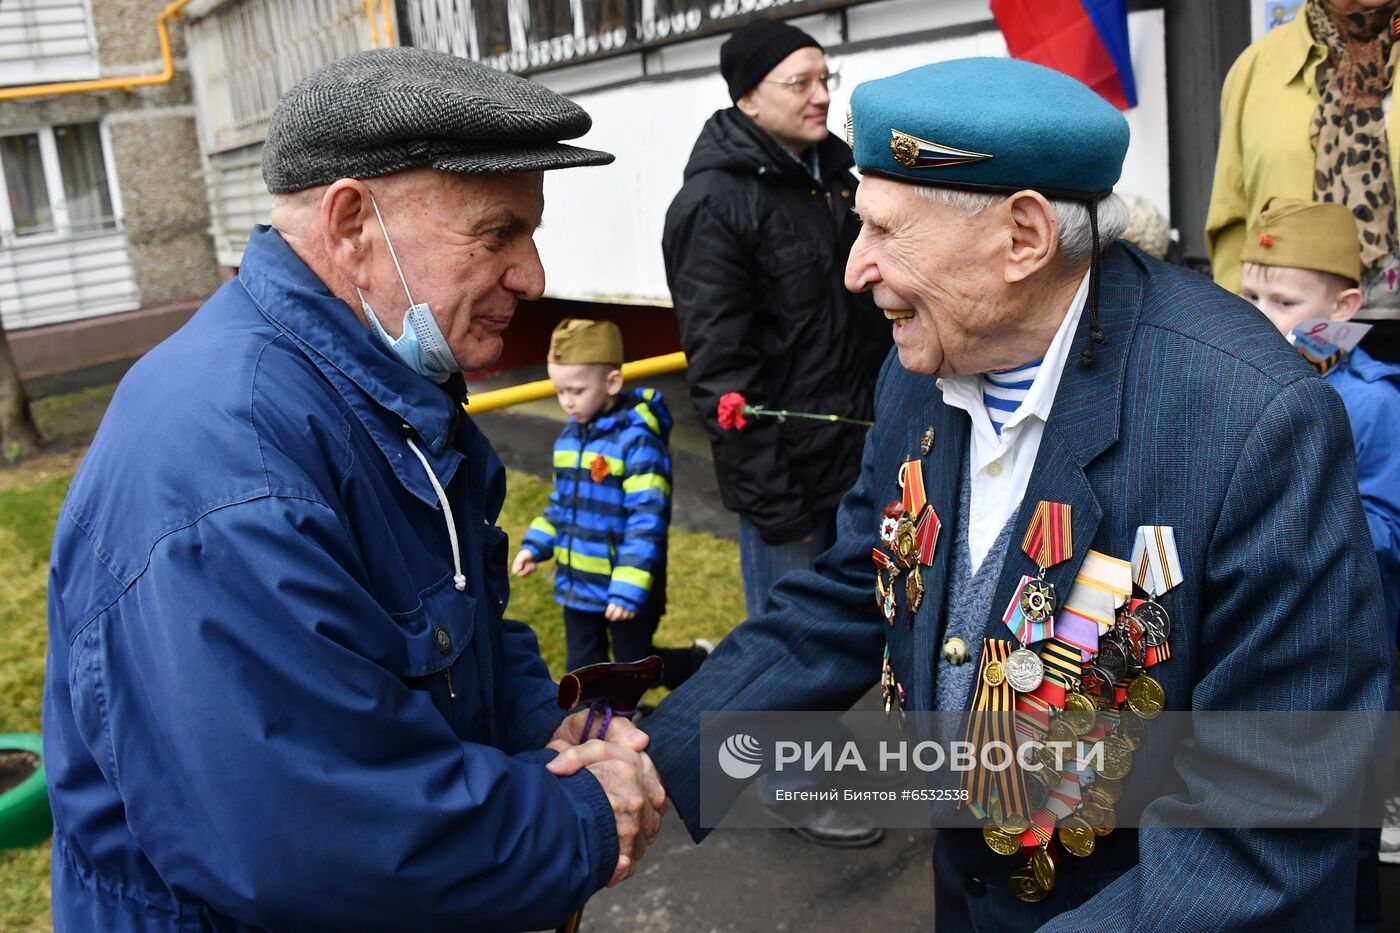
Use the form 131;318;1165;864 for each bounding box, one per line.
0;733;51;849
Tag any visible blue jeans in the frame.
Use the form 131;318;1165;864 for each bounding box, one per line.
738;510;838;619
740;509;838;799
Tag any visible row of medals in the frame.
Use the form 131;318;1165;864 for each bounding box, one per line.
983;585;1171;903
876;511;924;623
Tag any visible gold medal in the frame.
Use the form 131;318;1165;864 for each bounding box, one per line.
991;797;1032;835
1096;734;1133;780
1046;716;1077;747
876;569;898;625
1082;782;1113;810
1011;863;1049;903
1079;801;1117;835
983;659;1006;688
1126;674;1165;719
1057;815;1096;857
893;517;918;567
905;565;924;617
1062;690;1097;736
1030;846;1056;891
1035;743;1062;772
1031;762;1061;794
983;823;1022;856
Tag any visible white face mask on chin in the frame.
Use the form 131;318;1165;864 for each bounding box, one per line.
356;193;460;384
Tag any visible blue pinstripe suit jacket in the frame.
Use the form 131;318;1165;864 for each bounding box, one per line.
643;244;1390;930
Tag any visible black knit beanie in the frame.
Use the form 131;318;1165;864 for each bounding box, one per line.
719;19;823;102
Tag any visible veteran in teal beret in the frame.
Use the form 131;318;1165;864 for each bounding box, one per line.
642;56;1389;931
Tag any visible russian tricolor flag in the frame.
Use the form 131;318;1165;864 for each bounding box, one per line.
990;0;1138;110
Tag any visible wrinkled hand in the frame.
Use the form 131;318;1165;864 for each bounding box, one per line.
547;739;667;886
604;603;636;622
511;549;537;577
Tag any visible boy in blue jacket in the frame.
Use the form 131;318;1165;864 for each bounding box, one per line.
1239;200;1400;651
513;318;709;687
1238;200;1400;885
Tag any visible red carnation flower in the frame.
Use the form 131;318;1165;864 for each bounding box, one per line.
1258;233;1274;249
717;392;748;431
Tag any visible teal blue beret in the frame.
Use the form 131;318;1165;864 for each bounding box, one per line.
847;58;1129;199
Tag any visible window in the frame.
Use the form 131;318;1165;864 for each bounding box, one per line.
0;134;53;236
0;121;118;242
53;123;115;234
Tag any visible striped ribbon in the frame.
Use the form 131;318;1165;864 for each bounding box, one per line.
1019;637;1081;713
901;459;927;516
1024;772;1084;847
1021;501;1073;570
1081;550;1134;607
962;638;1031;819
915;504;941;566
1015;690;1053;741
1130;526;1182;598
1066;549;1133;636
1294;333;1345;376
1003;575;1053;644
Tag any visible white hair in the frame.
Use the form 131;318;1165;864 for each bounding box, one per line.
914;187;1129;265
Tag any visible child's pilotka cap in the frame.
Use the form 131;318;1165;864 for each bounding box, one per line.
548;318;623;366
1242;198;1361;284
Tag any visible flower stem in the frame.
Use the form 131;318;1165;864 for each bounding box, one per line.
743;405;874;428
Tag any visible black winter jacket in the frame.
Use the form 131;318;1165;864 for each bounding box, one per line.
662;108;891;544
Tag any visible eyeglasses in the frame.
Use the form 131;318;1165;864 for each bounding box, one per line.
762;71;840;96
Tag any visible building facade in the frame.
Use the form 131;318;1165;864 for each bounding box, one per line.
0;0;221;380
182;1;1236;314
7;1;1247;381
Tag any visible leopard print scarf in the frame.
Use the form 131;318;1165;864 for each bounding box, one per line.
1306;0;1399;277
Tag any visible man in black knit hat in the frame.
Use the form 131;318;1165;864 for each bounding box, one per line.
661;16;890;849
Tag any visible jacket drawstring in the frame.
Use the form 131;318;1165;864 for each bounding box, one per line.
405;437;466;592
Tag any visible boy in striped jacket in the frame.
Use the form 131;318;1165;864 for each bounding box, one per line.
513;319;710;687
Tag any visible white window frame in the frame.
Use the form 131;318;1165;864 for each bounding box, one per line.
0;119;123;248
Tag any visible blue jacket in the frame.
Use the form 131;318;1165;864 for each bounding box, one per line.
43;226;617;932
642;245;1390;930
1327;346;1400;648
521;390;672;615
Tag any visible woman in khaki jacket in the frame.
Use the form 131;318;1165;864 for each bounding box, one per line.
1207;0;1400;319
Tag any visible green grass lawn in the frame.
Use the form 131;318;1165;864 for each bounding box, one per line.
0;387;744;930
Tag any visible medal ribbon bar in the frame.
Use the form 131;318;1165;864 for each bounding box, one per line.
963;638;1032;819
1021;500;1073;570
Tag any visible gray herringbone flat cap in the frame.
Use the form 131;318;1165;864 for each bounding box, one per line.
262;48;614;193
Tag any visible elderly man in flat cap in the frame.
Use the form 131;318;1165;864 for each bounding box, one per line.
43;49;663;931
641;58;1390;928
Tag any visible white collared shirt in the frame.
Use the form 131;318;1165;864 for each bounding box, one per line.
936;271;1090;573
